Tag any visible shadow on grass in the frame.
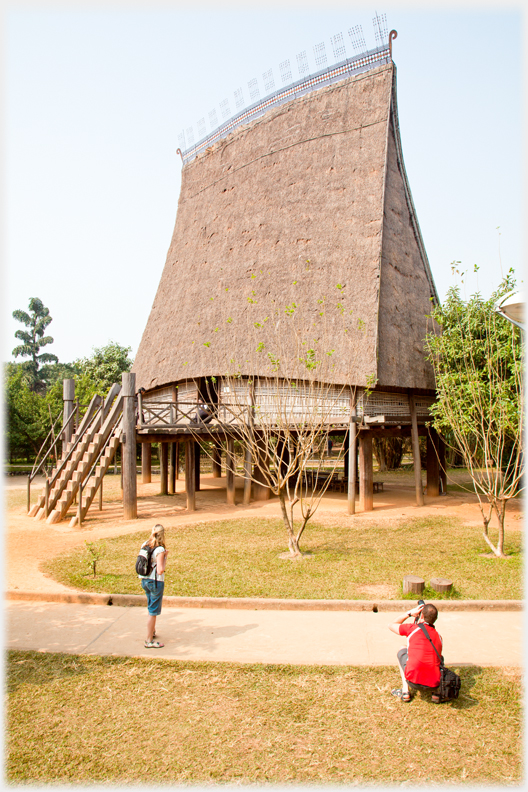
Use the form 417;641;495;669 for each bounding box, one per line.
408;666;481;709
6;650;131;694
447;666;482;710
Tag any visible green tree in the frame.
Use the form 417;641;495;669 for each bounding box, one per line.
74;342;134;407
12;298;58;392
425;272;523;558
4;363;60;463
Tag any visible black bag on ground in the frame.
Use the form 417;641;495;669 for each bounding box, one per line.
135;544;154;577
418;623;461;701
438;666;461;701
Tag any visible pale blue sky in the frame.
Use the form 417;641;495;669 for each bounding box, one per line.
4;2;525;364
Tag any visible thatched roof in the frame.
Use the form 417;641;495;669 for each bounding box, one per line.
134;62;438;393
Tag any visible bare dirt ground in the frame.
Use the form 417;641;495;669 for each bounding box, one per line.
5;471;523;594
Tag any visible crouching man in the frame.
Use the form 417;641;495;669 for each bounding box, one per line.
388;602;443;703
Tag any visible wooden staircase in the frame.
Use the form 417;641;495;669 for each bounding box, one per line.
68;422;122;527
29;384;123;524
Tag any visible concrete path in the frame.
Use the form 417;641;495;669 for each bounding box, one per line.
7;601;522;666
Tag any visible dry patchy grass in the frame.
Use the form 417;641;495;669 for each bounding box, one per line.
6;651;521;785
44;515;522;600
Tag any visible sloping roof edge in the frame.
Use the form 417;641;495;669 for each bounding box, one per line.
373;68;394;381
389;66;439;306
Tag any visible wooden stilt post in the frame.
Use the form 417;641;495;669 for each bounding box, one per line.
98;477;103;510
438;434;447;494
160;442;169;495
243;444;252;504
175;441;180;480
348;392;357;514
408;393;424;506
122;372;137;520
226;437;235;505
142;443;152;484
185;439;195;511
168;385;177;494
426;429;440;496
243;389;254;505
253;435;271;500
359;431;373;512
194;441;201;492
62;379;75;456
212;442;222;477
168;442;176;494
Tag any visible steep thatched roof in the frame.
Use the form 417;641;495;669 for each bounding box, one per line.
134;62;438;392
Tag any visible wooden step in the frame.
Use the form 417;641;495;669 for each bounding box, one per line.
46;509;62;525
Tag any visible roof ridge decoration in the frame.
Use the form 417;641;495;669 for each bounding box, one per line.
177;23;398;165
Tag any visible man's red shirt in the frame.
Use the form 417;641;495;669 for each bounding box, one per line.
399;622;443;687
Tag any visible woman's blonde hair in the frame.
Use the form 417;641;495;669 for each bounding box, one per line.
146;524;166;550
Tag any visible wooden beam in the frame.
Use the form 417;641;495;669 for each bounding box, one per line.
226;438;235;505
426;429;440;496
347;393;357;515
185;439;196;511
62;379;75;454
160;442;169;496
171;384;178;425
175;441;180;481
359;431;373;512
408;393;424;506
121;372;137;520
141;442;152;484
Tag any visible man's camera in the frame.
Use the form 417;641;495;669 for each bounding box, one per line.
415;599;425;622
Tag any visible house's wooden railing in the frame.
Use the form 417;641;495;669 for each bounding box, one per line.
136;397;351;430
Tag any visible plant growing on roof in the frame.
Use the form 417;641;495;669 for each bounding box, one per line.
425;270;524;558
189;277;368;558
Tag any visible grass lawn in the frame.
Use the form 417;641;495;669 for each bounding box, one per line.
43;515;522;600
6;651;521;785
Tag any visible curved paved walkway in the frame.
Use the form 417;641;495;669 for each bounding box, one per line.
7;600;522;666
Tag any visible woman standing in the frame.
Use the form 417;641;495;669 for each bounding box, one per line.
138;524;168;648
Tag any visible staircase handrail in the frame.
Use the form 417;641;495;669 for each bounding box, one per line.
29;408;72;481
58;393;123;518
77;417;123;526
72;393;104;439
26;407;80;513
102;383;121;421
47;397;104;486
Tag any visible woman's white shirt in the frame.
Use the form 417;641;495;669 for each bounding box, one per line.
141;544;165;581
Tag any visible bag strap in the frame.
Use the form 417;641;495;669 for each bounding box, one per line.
417;623;444;667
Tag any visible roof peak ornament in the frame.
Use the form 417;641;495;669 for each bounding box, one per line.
177;16;394;164
389;30;398;60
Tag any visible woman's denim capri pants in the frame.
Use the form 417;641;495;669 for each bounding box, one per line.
141;578;164;615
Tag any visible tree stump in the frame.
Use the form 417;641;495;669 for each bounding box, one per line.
430;577;453;594
403;575;425;595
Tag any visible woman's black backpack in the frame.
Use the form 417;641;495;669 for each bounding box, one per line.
135;544;154;577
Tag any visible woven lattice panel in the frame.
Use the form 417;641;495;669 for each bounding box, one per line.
359;391;435;420
142;386;173;405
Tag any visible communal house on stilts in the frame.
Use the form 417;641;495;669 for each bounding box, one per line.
28;26;444;527
133;29;444;513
